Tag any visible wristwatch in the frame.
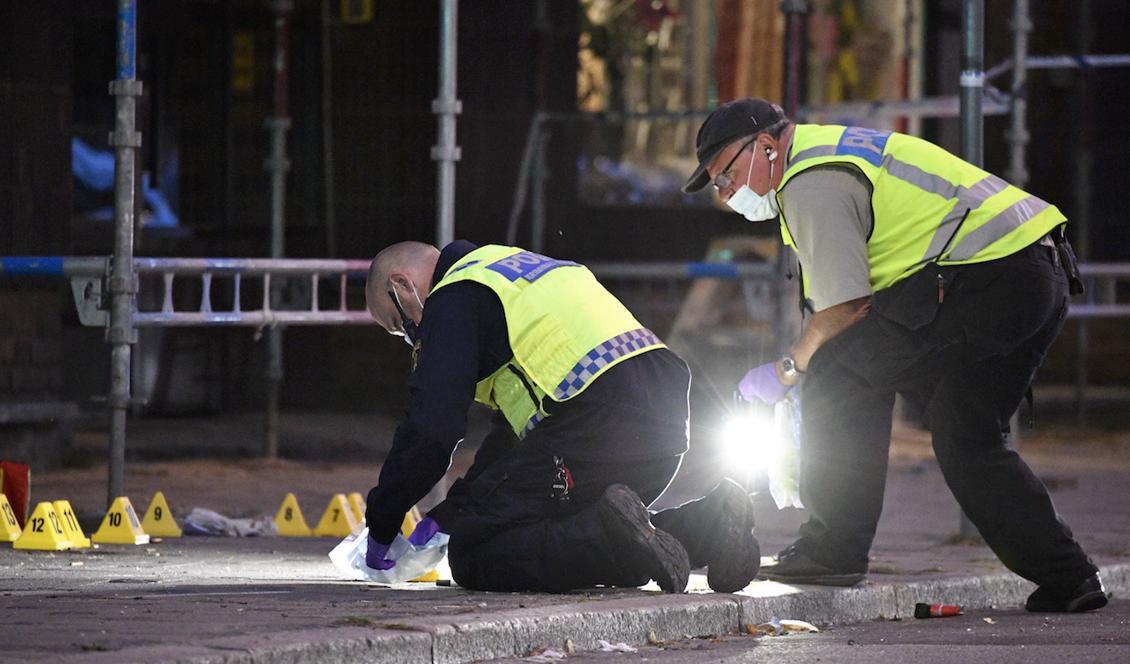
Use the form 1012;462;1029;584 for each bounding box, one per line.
780;356;801;380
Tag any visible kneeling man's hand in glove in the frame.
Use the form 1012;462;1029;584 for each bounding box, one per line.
366;537;396;570
407;516;443;546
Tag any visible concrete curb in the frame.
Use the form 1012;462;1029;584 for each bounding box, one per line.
736;562;1129;627
66;563;1130;664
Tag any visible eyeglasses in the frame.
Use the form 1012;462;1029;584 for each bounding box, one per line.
712;138;755;192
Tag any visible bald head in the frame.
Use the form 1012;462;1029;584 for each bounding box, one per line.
366;241;440;332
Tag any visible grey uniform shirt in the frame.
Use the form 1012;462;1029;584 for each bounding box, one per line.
779;165;874;312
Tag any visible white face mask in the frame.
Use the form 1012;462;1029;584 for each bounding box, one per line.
726;150;779;222
387;279;425;347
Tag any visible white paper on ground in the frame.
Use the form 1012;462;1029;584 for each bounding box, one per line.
328;526;449;583
182;507;277;537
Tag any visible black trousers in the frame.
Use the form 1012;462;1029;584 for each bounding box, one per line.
430;349;700;593
797;241;1098;593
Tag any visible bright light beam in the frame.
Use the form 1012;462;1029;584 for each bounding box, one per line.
719;410;781;476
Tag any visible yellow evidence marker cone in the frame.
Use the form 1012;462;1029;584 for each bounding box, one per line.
141;491;182;538
347;492;366;523
399;506;422;537
1;493;24;543
91;497;150;545
274;493;313;536
313;493;360;537
13;502;72;551
399;506;439;583
52;500;91;548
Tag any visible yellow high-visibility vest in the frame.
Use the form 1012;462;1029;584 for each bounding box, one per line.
431;245;664;437
778;124;1065;295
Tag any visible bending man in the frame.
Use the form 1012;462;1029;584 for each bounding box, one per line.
683;98;1105;612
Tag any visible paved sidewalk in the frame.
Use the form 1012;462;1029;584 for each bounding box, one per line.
2;415;1128;663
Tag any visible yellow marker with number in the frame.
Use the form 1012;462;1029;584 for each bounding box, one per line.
14;502;72;551
274;493;312;536
52;500;91;548
1;493;24;543
140;491;182;537
347;492;366;523
313;493;360;537
398;506;438;582
91;497;150;545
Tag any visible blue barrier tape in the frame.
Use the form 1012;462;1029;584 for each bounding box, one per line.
0;257;66;277
686;263;740;279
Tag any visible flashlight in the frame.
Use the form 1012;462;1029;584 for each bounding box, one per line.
719;406;780;480
719;392;805;509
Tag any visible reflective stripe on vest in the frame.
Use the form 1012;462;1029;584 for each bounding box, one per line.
781;125;1065;291
554;327;662;399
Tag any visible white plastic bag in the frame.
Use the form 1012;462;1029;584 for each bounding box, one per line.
328;526;449;583
767;393;804;510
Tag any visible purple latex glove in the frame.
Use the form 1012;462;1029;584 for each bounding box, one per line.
407;516;443;546
365;536;396;570
737;362;792;405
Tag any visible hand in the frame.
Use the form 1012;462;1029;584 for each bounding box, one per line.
737;362;792;405
365;536;396;570
407;516;443;547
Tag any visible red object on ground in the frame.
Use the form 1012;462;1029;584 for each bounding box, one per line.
914;602;964;618
0;460;31;528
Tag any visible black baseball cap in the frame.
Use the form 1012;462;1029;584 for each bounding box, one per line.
682;98;787;194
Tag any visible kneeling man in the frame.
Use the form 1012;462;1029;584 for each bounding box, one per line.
364;240;758;593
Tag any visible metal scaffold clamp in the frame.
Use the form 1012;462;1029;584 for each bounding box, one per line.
431;98;463;115
107;80;143;148
104;260;138;345
959;70;985;88
430;144;462;161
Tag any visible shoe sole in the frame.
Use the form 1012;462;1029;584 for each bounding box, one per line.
704;481;760;593
758;570;866;587
1067;590;1110;612
1027;590;1110;613
599;485;690;594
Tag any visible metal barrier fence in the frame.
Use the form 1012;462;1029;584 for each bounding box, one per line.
1069;263;1130;425
2;254;1128;493
0;256;373;329
4;252;1127;382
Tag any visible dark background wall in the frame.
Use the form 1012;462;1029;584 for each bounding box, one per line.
0;2;72;405
2;1;1129;421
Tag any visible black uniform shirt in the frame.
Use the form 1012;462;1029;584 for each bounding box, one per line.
366;240;509;544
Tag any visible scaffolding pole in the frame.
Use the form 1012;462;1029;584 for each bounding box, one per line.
780;0;809;118
321;0;338;258
433;0;461;247
107;0;141;507
958;0;984;540
265;1;293;459
780;0;809;355
1007;0;1031;188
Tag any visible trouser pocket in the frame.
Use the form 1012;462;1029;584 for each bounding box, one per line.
871;262;945;331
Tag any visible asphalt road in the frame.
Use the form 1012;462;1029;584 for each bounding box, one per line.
500;599;1130;663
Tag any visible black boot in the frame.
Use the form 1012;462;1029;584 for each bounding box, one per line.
652;478;760;593
757;543;867;587
1025;573;1109;613
598;484;690;594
